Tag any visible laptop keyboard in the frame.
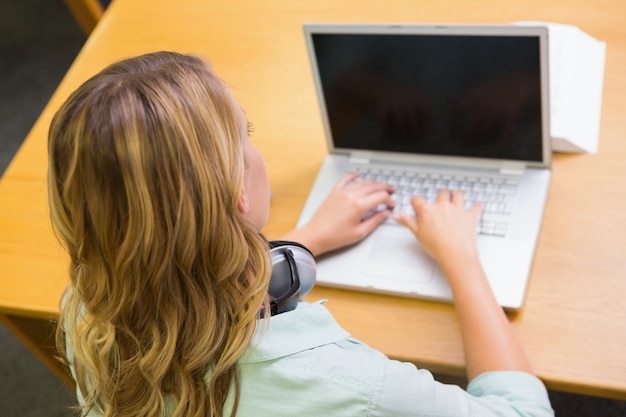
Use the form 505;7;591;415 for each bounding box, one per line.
350;166;519;237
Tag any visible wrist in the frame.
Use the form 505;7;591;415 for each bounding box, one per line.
280;224;324;257
437;249;482;280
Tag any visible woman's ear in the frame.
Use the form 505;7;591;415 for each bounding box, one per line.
237;191;250;214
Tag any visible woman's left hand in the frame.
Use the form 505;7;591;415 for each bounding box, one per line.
280;173;395;256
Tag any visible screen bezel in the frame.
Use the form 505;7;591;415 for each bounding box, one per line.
303;23;551;170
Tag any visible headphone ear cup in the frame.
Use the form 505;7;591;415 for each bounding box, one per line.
268;248;300;315
268;241;317;314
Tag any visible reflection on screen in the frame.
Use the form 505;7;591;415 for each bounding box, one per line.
312;33;543;162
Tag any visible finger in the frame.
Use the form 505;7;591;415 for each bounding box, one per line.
409;195;427;216
392;211;420;235
451;190;465;206
470;201;484;217
437;189;451;203
346;180;395;198
335;172;360;189
359;209;392;236
360;189;396;214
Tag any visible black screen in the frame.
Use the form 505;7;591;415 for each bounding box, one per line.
312;33;543;162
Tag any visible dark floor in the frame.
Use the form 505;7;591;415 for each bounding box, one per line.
1;1;625;416
0;1;85;416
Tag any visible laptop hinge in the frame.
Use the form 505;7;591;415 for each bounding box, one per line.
499;167;525;176
348;154;371;164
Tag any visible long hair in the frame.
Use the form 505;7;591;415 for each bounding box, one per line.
48;52;271;417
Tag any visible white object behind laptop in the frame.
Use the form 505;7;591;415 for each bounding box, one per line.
517;21;606;154
298;23;552;310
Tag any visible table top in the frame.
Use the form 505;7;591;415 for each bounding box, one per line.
1;0;625;399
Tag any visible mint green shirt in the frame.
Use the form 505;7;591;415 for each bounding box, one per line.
71;300;554;416
223;300;554;417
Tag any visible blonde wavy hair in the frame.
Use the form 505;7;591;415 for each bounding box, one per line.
48;52;271;417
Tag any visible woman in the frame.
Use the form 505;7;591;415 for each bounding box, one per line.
48;51;553;417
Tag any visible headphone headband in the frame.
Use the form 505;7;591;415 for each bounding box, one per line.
268;240;314;256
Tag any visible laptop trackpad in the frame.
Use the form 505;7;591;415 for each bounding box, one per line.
364;227;435;284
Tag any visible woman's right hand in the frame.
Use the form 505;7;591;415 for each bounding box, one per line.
393;189;482;269
396;190;535;381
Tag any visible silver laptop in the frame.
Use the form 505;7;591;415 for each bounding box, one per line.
297;23;552;310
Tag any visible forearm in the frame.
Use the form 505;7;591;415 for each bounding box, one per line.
279;224;324;257
440;255;534;381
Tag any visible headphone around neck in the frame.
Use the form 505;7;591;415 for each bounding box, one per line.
267;240;316;315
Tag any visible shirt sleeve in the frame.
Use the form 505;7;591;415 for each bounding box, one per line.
369;358;554;417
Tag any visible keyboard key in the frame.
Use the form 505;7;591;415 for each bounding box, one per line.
347;165;514;237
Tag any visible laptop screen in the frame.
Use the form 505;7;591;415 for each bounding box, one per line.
311;32;544;162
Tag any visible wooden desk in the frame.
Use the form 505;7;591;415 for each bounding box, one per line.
1;0;625;399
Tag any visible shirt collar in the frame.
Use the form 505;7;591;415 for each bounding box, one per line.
240;300;350;363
